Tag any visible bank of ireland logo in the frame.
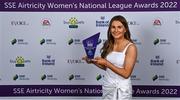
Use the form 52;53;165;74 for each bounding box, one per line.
96;16;109;27
150;55;164;66
16;56;24;67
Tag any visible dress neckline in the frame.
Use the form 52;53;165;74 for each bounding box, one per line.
112;42;132;53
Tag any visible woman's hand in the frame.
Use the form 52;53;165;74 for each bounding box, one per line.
82;56;107;70
82;56;93;64
92;56;108;67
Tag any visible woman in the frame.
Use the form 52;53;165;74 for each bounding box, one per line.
83;15;137;100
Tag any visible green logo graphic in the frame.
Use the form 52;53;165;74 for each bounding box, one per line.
96;74;102;81
16;56;25;67
152;75;158;81
154;38;159;45
41;74;46;80
13;74;18;80
69;17;78;28
69;74;74;80
11;39;17;45
40;39;45;45
68;38;73;45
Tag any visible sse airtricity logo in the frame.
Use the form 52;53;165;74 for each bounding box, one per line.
13;74;30;81
11;38;28;45
40;38;56;45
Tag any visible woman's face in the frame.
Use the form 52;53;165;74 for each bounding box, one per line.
110;20;126;39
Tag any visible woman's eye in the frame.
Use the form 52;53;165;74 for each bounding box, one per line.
111;26;115;28
118;26;122;28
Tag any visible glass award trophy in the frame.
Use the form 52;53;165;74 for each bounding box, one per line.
82;32;100;61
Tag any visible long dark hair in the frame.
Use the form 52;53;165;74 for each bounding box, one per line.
101;15;133;58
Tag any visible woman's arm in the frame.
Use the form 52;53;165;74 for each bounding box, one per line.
93;63;106;70
94;44;137;79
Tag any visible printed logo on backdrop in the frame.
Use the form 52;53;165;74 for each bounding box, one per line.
131;75;141;81
97;38;103;45
131;32;143;46
176;59;180;64
175;18;180;25
42;55;55;66
152;74;169;82
11;20;29;26
153;38;171;45
13;74;30;81
69;74;85;81
41;19;51;28
132;38;142;45
96;17;139;27
40;38;56;45
41;74;57;81
10;56;31;67
150;55;164;66
11;38;28;45
96;74;103;81
96;16;109;27
152;18;163;28
128;20;139;26
129;20;141;45
68;38;102;45
67;59;84;64
63;17;84;28
68;38;82;45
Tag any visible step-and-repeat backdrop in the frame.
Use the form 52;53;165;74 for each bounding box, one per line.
0;0;180;98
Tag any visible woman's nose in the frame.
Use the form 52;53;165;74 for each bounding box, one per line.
115;28;118;32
